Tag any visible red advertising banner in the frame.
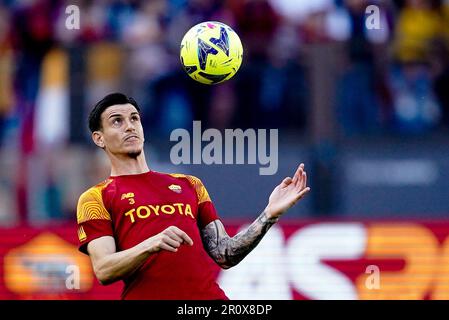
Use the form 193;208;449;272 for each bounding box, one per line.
0;224;122;300
1;220;449;300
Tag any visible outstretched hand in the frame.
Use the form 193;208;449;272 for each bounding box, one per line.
264;163;310;219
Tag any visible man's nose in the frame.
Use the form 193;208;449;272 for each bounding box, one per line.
125;119;136;131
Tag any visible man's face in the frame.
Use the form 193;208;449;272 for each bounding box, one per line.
93;103;145;158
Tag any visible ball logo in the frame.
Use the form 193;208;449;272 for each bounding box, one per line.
209;27;230;57
198;38;219;71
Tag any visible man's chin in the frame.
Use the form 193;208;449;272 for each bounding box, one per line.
127;149;142;159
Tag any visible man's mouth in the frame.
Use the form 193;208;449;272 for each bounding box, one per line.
124;135;139;142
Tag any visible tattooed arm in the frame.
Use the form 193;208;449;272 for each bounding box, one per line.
201;211;278;269
201;163;310;269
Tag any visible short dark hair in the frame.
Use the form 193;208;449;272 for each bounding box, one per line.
88;93;141;132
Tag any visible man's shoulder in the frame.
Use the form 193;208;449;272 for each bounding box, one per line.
78;178;115;203
77;179;113;223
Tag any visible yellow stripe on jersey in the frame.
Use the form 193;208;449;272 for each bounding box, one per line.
169;174;211;204
77;179;113;224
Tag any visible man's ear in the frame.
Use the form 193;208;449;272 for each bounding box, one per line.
92;131;105;149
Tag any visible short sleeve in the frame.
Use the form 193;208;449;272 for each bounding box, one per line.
186;175;220;229
197;200;219;229
76;186;114;254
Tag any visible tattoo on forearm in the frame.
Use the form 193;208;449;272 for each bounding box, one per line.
201;211;279;269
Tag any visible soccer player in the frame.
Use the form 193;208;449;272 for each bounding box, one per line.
76;93;310;299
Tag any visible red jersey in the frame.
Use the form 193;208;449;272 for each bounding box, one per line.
76;170;228;300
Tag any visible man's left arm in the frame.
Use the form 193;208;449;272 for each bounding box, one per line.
201;163;310;269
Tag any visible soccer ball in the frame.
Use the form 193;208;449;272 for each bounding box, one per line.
180;21;243;85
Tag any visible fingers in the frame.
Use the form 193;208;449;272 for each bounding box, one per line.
155;227;194;253
280;177;292;187
178;230;194;246
297;187;311;199
296;170;307;191
165;226;194;246
158;242;179;252
292;163;305;185
165;228;187;245
292;163;308;190
303;169;307;189
161;237;182;251
289;186;311;208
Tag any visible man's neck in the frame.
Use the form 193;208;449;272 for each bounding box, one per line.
109;153;150;176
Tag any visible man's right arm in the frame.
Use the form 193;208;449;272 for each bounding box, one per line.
87;226;193;285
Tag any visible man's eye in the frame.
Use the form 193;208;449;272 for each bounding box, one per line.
132;116;140;122
113;118;122;125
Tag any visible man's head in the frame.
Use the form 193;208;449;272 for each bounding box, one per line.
89;93;145;159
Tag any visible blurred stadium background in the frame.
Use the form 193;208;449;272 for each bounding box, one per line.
1;0;449;299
